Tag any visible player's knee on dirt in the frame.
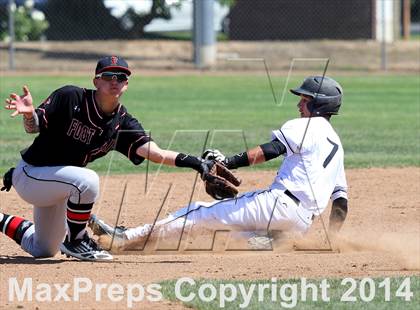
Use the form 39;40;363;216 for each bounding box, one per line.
21;226;61;258
32;237;63;258
31;246;59;258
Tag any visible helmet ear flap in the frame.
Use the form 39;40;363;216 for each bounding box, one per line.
310;95;341;116
307;98;317;116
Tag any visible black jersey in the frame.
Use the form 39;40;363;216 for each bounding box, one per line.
21;85;152;167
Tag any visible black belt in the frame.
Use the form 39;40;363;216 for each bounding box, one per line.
284;190;300;205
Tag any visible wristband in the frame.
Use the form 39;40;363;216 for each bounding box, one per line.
224;152;249;169
175;153;203;172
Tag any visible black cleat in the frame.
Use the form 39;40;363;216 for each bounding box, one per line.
60;232;113;261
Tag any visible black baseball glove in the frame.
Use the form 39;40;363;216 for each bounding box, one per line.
1;167;15;192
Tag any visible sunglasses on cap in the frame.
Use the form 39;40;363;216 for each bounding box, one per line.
95;72;129;83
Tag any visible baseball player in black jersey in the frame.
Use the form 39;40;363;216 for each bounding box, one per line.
0;56;214;261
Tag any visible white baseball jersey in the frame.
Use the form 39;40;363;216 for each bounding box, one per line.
124;116;348;246
271;117;348;215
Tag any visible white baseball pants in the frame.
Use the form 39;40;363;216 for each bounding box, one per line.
11;160;99;257
125;188;314;245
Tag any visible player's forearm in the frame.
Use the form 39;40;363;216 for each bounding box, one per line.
137;143;202;171
145;148;177;166
137;142;175;166
223;147;263;169
150;150;206;172
224;140;286;169
23;110;40;133
249;146;268;165
158;149;177;166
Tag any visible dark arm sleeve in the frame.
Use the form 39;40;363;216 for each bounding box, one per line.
224;139;286;169
35;85;81;131
259;139;287;161
329;197;348;233
115;113;153;165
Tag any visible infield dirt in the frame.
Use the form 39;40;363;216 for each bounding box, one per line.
0;167;419;309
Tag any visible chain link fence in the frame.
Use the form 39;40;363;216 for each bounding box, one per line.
0;0;419;72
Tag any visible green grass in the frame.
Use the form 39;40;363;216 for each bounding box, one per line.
0;74;419;173
409;33;420;40
160;276;420;309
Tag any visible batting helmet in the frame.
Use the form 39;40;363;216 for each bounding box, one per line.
290;76;343;116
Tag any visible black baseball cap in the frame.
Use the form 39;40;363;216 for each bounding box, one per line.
95;56;131;76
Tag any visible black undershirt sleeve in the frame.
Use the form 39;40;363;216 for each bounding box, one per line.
259;139;287;161
224;152;249;169
224;139;286;169
329;197;348;233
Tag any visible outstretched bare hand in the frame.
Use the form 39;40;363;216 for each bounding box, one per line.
5;85;34;118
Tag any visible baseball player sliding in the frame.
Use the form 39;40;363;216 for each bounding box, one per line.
0;56;219;261
90;76;349;251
